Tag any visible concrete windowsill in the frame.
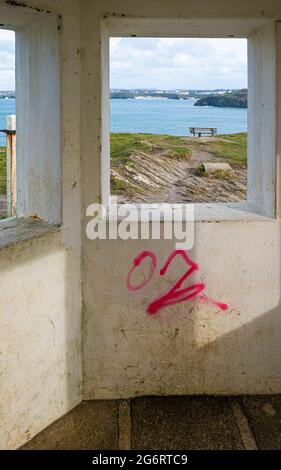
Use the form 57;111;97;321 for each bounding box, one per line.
106;202;275;223
0;217;60;250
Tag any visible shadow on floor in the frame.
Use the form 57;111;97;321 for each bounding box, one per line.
21;395;281;450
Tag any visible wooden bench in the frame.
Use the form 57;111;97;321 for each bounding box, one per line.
189;127;217;137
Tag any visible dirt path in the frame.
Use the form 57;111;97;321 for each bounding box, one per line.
112;142;247;204
175;145;247;203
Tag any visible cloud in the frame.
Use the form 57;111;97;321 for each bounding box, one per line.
0;29;15;90
110;37;247;89
0;32;247;91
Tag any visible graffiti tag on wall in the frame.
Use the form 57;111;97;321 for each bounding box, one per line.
127;250;229;315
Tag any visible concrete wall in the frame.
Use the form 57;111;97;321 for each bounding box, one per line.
1;0;281;450
0;0;82;450
81;0;281;399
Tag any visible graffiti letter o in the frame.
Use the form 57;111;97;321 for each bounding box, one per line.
126;251;157;292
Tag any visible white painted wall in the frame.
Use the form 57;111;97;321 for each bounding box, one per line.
1;0;281;450
0;0;82;450
16;15;61;223
81;0;281;399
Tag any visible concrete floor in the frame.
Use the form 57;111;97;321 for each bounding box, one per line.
21;396;281;450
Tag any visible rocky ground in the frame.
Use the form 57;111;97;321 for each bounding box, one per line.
111;133;247;204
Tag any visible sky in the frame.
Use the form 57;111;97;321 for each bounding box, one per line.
110;37;248;90
0;29;15;90
0;32;247;91
0;29;15;91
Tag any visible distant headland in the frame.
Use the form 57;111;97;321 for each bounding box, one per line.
195;89;247;108
0;89;247;108
110;88;248;108
0;91;15;100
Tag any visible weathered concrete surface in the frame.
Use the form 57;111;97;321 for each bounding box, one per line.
0;218;59;249
0;0;82;451
241;396;281;450
132;396;243;450
82;0;281;400
2;0;281;452
21;397;281;450
21;402;119;450
83;223;281;399
0;232;82;450
201;162;234;177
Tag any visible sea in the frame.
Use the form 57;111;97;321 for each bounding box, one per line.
0;98;16;146
110;97;247;136
0;97;247;146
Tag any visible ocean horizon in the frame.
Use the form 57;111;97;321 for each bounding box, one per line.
0;97;247;146
110;98;247;136
0;98;16;146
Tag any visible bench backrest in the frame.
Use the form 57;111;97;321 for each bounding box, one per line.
190;127;217;132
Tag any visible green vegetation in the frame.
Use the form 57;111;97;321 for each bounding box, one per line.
110;91;191;100
111;134;152;165
111;132;247;171
195;90;247;108
201;133;247;164
196;163;206;176
0;146;6;194
110;133;193;196
0;134;247;201
110;132;247;198
110;174;130;193
111;133;192;167
110;89;248;102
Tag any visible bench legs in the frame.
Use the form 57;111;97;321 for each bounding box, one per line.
191;131;216;137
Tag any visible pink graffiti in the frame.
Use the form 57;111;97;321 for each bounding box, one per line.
126;251;157;292
127;250;229;315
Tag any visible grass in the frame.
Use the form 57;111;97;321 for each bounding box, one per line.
111;132;247;168
110;174;130;193
0;146;6;194
110;134;151;165
201;132;247;165
111;133;192;167
110;132;247;196
0;133;247;198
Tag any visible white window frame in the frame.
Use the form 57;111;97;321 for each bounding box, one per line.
0;4;61;226
101;18;277;221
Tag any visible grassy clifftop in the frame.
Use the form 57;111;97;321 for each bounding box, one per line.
111;133;192;164
111;132;247;167
111;132;247;203
0;133;248;203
